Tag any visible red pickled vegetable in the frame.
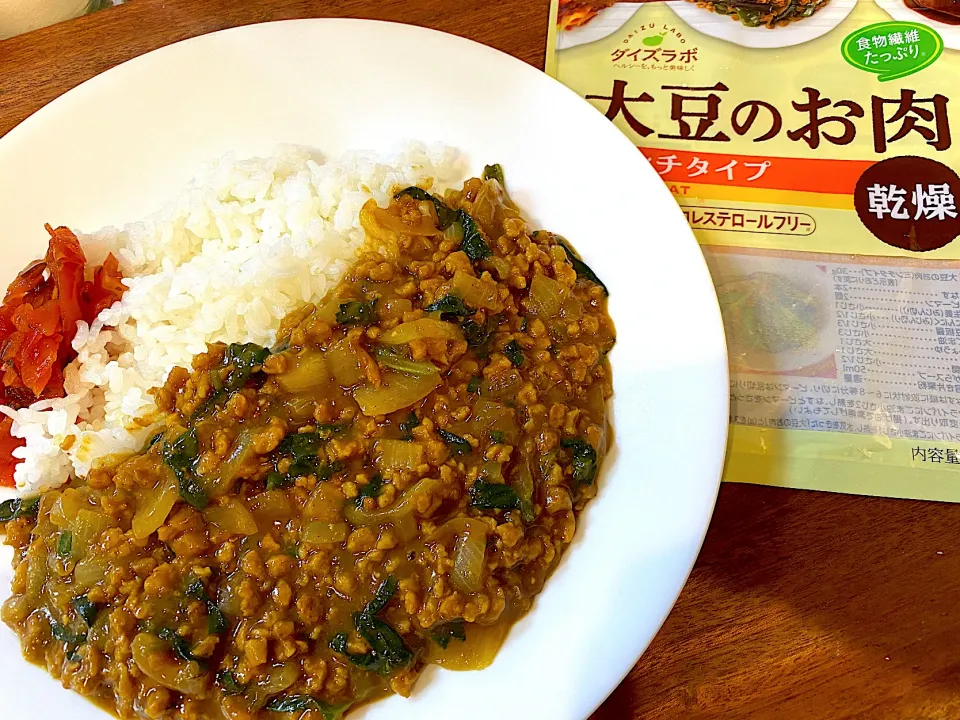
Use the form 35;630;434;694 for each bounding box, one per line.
0;225;127;487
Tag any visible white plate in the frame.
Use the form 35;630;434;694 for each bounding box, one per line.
874;0;960;49
0;19;728;720
667;0;857;48
558;3;644;49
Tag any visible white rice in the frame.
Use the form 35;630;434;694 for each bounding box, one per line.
2;142;462;495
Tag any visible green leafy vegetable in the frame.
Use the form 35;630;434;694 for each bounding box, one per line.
163;428;199;472
374;347;439;377
489;430;506;444
265;694;345;717
399;411;420;440
461;318;495;357
503;340;524;368
469;479;521;510
146;431;165;449
217;669;246;695
265;471;289;490
458;210;492;262
355;474;384;508
394;187;459;229
483;163;505;186
224;342;270;392
365;576;398;616
178;472;208;510
423;294;471;318
560;437;599;485
429;619;466;649
557;237;608;296
185;577;228;634
467;376;482;394
437;428;471;455
50;620;86;647
0;495;40;523
71;595;99;627
336;299;378;326
276;427;347;481
157;628;204;665
56;531;73;558
329;576;412;675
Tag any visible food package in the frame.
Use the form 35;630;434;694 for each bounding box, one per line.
548;0;960;500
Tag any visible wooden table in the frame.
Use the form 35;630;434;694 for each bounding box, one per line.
3;2;959;718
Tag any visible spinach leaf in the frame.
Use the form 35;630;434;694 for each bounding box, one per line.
157;628;204;666
354;612;413;671
560;437;599;485
489;430;506;445
207;604;227;635
50;620;86;647
56;531;73;558
399;411;420;440
178;472;208;510
223;342;270;392
364;576;398;616
483;163;505;186
217;669;246;696
355;474;384;508
0;495;40;523
336;299;378;326
437;428;471;455
185;577;228;634
461;317;495;357
503;340;524;368
423;294;470;318
469;479;520;510
163;428;199;473
329;576;412;675
394;187;459;229
557;237;608;296
71;595;99;627
265;471;289;490
265;694;344;717
467;376;482;394
429;619;466;649
329;632;384;672
457;210;492;262
146;431;165;450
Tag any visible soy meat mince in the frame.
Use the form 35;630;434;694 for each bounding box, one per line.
1;167;615;719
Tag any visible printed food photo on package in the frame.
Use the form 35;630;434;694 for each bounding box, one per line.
548;0;960;501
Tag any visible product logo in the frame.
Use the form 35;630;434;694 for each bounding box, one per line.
611;22;698;73
841;21;943;82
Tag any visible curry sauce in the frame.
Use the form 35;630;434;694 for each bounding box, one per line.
1;167;615;719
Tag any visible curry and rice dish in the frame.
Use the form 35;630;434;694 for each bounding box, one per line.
686;0;831;27
0;163;615;719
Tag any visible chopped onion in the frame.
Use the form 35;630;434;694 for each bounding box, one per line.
470;178;522;241
426;618;513;671
276;350;330;394
375;439;425;472
250;490;293;524
372;205;441;236
132;466;179;540
482;370;522;401
204;498;258;536
449;271;499;311
71;508;111;558
443;518;488;594
344;476;440;540
25;540;47;602
301;521;348;545
354;371;440;416
468;399;519;444
380;319;464;344
374;347;439;377
327;336;365;387
131;633;208;696
201;427;257;497
244;662;301;710
73;556;108;590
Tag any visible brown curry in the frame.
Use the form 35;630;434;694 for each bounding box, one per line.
1;166;615;719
